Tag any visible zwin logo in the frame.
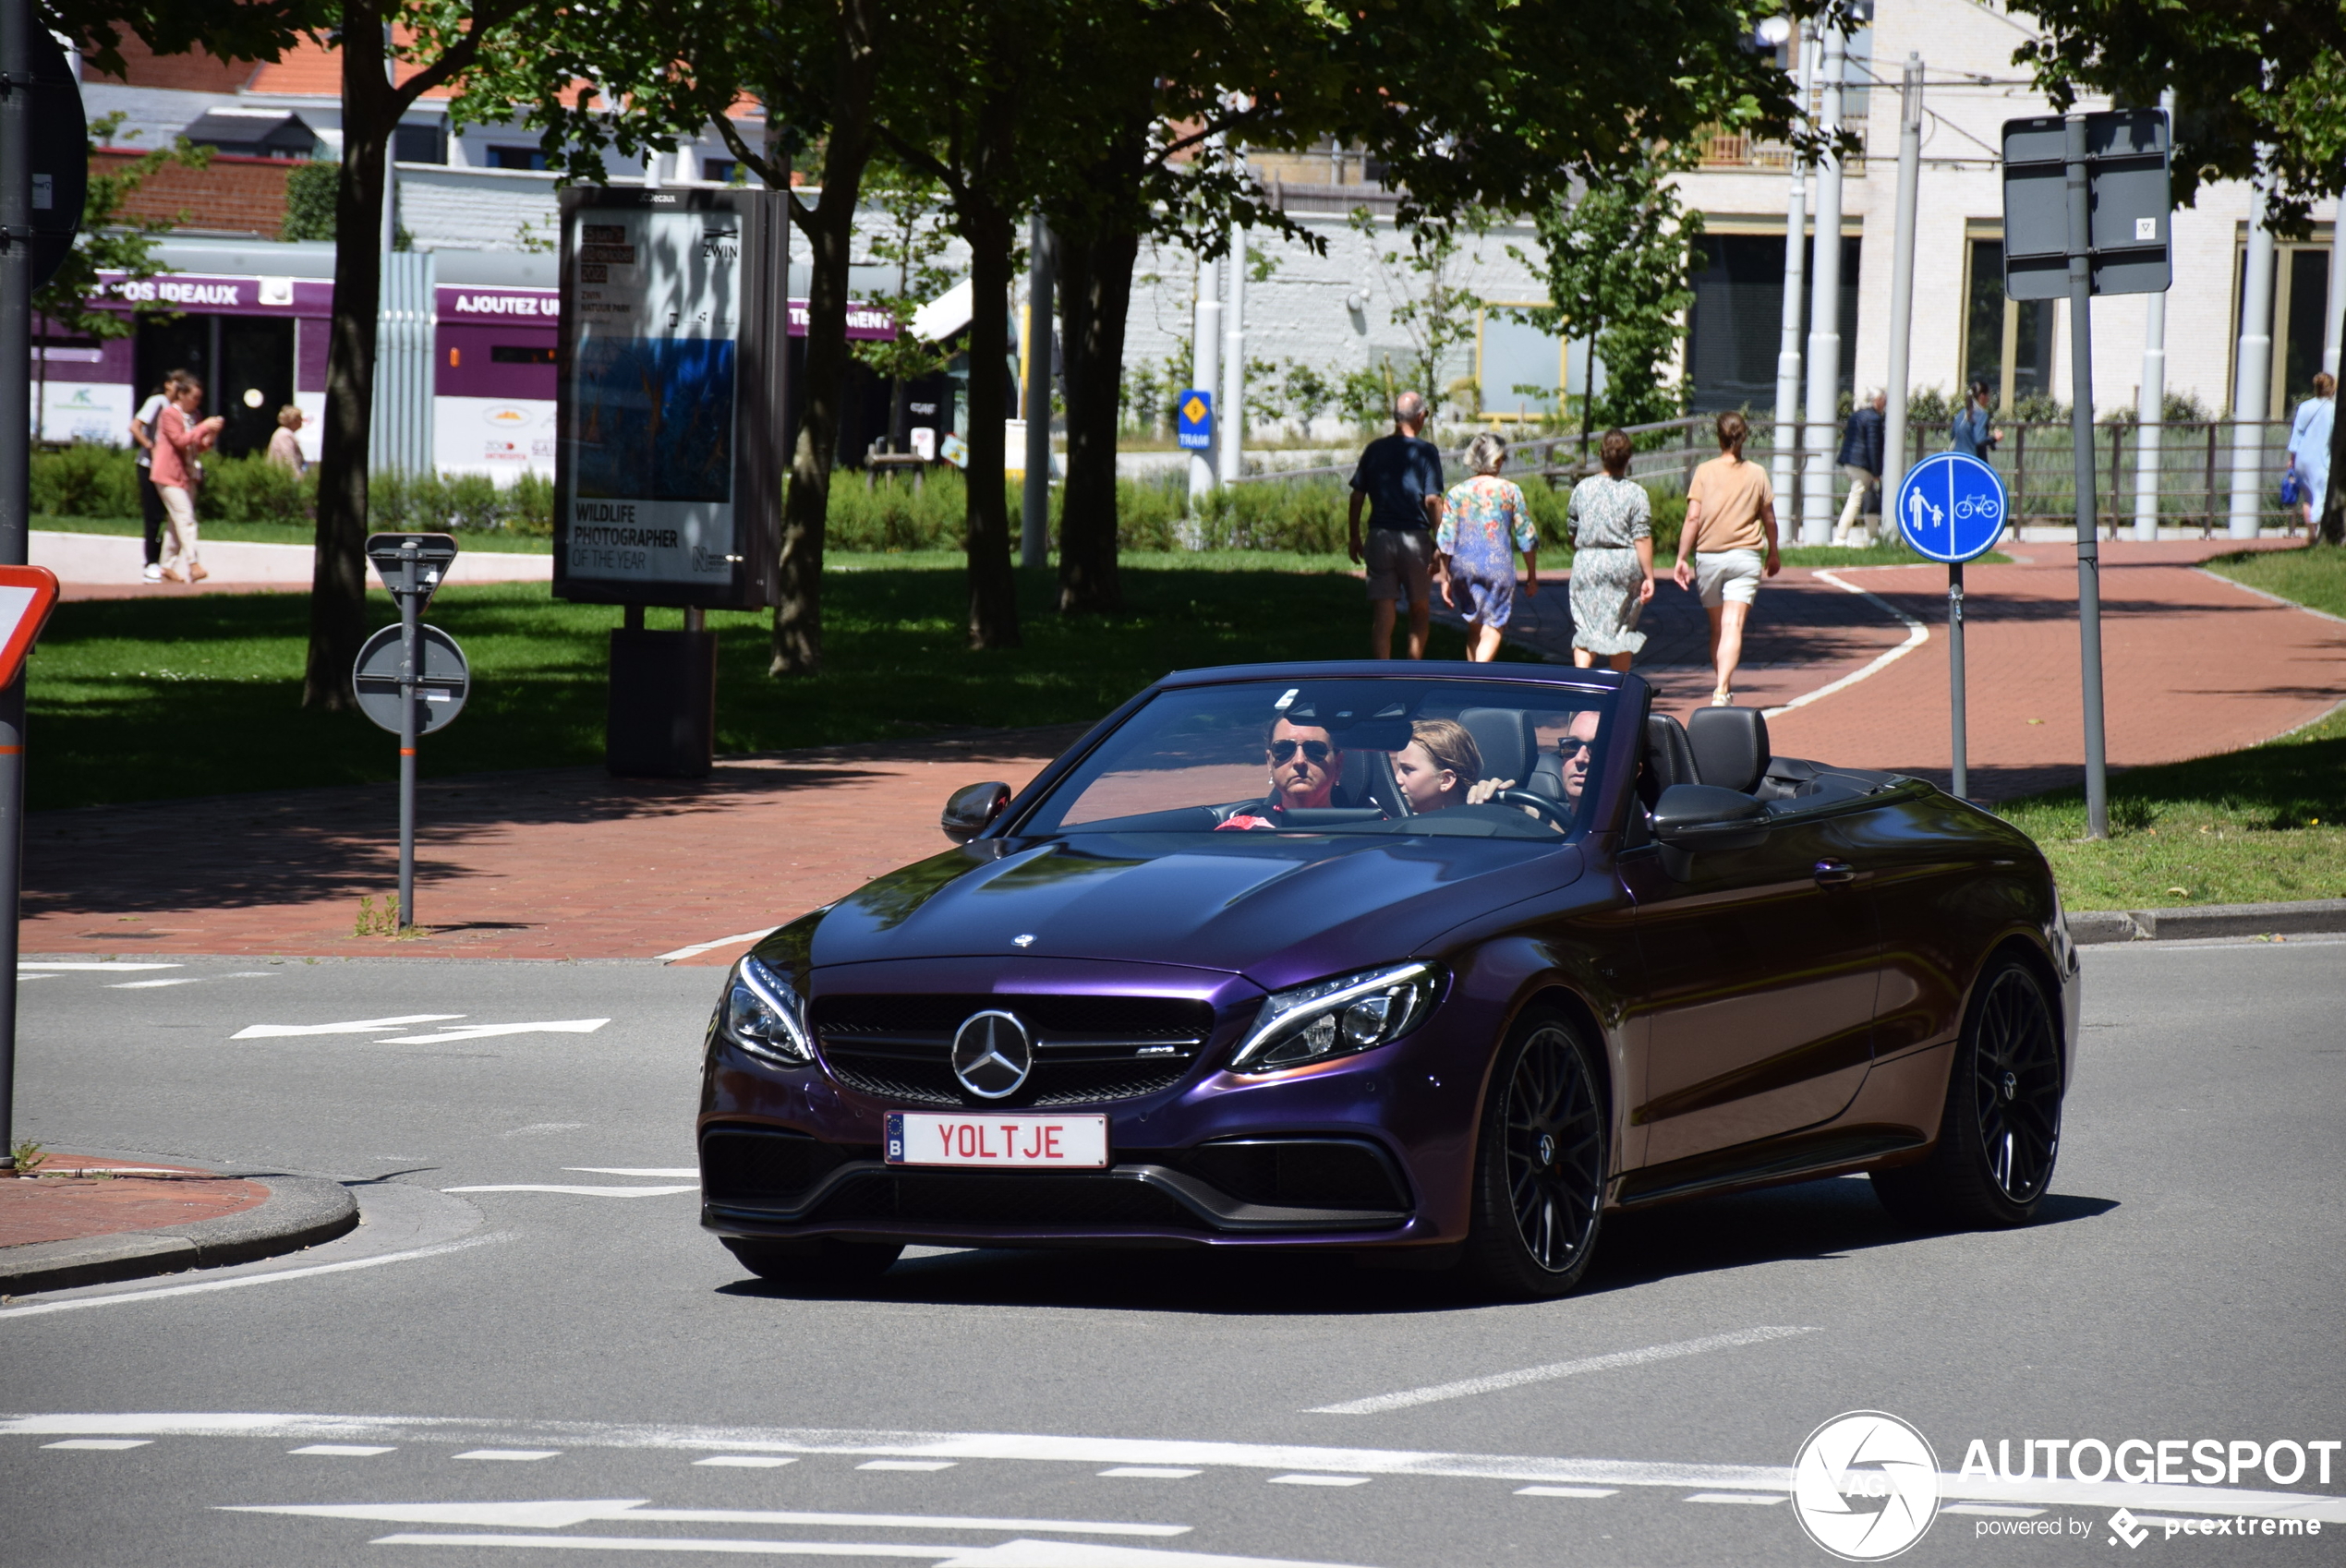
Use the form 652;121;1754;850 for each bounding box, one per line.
2110;1508;2151;1549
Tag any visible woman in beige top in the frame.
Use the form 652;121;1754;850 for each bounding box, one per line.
1671;410;1781;706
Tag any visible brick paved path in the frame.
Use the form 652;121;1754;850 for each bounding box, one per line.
0;1156;268;1249
24;540;2337;965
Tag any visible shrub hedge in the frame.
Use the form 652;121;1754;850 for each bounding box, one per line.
30;442;553;536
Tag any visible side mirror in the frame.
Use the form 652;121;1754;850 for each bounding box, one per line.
941;780;1012;844
1651;784;1770;856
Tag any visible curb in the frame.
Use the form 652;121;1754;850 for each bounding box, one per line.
2070;898;2346;947
0;1175;358;1297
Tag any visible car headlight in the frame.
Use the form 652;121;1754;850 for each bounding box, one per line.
1229;961;1441;1073
720;954;815;1067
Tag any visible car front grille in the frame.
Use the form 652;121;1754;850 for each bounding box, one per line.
811;993;1215;1108
701;1126;853;1210
801;1169;1205;1230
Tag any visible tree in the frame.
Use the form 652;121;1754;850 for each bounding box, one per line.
1353;208;1486;424
42;0;323;78
2005;0;2346;541
1507;151;1704;459
32;114;212;441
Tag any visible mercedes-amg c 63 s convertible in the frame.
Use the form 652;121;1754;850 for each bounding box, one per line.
697;662;2080;1297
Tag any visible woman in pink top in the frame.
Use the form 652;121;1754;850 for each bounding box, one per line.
150;378;224;583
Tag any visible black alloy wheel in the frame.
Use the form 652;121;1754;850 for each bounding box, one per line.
1873;957;2063;1230
723;1236;904;1291
1467;1009;1608;1298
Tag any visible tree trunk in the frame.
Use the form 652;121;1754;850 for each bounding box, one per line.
303;0;391;712
962;203;1021;648
770;0;886;675
1055;226;1135;614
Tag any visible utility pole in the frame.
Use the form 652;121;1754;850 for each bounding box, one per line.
2227;170;2277;539
1881;54;1923;504
2063;115;2110;839
1189;158;1223;509
1800;25;1847;545
1218;214;1247;487
1020;213;1054;570
0;0;28;1169
1771;19;1813;518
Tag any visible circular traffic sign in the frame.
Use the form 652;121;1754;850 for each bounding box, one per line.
1893;452;2006;563
351;624;471;736
25;28;90;293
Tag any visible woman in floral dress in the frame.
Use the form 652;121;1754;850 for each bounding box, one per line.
1435;432;1540;662
1566;428;1655;671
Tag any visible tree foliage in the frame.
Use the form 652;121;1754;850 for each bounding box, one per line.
280;158;338;241
33;113;212;344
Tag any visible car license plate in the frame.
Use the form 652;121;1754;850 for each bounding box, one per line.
884;1112;1109;1169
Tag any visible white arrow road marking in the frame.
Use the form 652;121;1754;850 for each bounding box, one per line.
441;1185;698;1198
223;1502;1189;1537
233;1014;466;1039
1306;1326;1818;1414
566;1167;698;1178
19;961;182;971
0;1234;514;1320
380;1019;610;1044
655;929;777;963
366;1539;1367;1568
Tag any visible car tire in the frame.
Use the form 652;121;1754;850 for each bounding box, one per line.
1872;956;2064;1231
1464;1007;1608;1299
723;1236;904;1287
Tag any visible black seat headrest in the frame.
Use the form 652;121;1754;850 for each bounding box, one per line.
1687;706;1772;793
1457;707;1533;788
1644;714;1696;794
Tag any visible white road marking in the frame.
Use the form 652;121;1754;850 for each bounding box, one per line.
441;1185;698;1198
1266;1476;1368;1487
233;1014;465;1039
1100;1469;1200;1479
655;929;777;963
455;1450;561;1462
18;961;181;971
380;1019;611;1044
108;978;203;989
226;1501;1186;1537
1514;1486;1615;1499
1762;569;1931;719
1684;1492;1783;1505
0;1233;514;1320
697;1456;797;1468
367;1539;1363;1568
291;1444;397;1456
567;1167;699;1177
1307;1326;1818;1414
1942;1504;2046;1517
42;1438;151;1450
861;1460;959;1471
23;1416;2345;1524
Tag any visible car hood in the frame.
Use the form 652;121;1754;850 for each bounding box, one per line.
806;830;1585;989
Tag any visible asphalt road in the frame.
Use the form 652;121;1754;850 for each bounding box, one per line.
3;940;2340;1567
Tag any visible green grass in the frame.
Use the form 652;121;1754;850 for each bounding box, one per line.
2200;542;2346;621
33;513;553;553
27;557;1517;812
2001;544;2346;910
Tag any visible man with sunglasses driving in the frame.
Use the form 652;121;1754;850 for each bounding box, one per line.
1555;709;1602;805
1216;716;1348;830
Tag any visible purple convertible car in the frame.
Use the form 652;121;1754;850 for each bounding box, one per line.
698;662;2080;1298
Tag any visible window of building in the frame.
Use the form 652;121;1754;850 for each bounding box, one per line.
1684;232;1859;413
393;122;446;164
1961;237;2054;411
702;159;741;186
489;145;550;172
2279;246;2332;411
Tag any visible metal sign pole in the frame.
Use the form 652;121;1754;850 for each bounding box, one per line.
0;0;27;1171
1947;561;1966;800
399;543;419;928
2063;115;2110;838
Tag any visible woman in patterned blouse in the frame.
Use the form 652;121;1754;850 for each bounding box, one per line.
1435;432;1540;662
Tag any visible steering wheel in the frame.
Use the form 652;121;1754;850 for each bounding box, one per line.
1491;788;1574;828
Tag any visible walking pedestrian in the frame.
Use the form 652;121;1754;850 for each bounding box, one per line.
1566;428;1653;673
126;370;184;584
1672;411;1781;707
1951;380;2001;459
1435;432;1539;662
150;375;224;584
1347;391;1447;658
1834;390;1886;545
2285;373;2333;542
266;404;308;476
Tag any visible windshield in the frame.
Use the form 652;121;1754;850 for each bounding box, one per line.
1018;678;1616;843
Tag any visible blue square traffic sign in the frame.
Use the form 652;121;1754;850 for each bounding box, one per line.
1894;452;2007;563
1176;389;1214;452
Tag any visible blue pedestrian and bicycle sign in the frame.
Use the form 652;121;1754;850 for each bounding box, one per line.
1176;389;1215;452
1894;452;2007;562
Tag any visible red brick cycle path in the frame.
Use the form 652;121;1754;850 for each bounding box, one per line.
22;539;2338;967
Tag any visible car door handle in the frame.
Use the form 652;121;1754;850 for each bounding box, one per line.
1813;859;1858;887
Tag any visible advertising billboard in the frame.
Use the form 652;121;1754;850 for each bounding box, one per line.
553;187;782;609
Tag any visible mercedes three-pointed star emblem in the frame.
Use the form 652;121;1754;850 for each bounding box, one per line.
950;1009;1034;1100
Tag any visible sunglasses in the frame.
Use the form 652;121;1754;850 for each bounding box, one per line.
1269;739;1335;766
1554;738;1592;758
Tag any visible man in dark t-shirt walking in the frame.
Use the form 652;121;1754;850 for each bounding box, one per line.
1347;391;1448;658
